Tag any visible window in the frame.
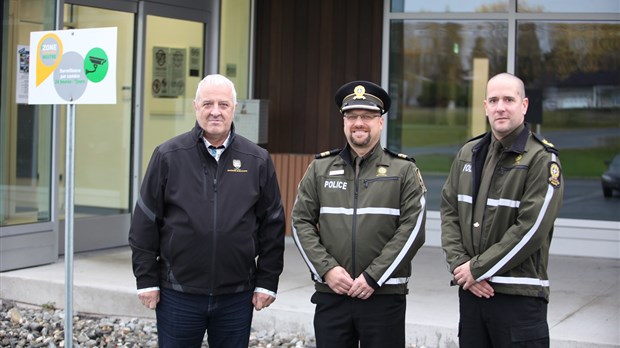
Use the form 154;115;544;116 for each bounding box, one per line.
388;6;620;221
1;0;56;226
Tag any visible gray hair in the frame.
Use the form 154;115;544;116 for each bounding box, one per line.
195;74;237;105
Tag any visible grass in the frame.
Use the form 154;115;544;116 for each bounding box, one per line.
560;148;618;178
415;148;618;178
396;120;619;178
414;154;456;174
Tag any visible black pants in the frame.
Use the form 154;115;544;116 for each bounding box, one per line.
311;291;406;348
458;288;549;348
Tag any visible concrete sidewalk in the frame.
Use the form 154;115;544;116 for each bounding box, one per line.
1;237;618;347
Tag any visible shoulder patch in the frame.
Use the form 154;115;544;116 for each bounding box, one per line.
548;161;561;188
532;132;559;155
384;148;416;162
315;148;341;159
415;168;427;193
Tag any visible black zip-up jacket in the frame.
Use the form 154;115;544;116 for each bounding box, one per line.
129;123;285;296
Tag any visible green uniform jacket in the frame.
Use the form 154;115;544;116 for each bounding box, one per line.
440;125;563;301
292;144;426;295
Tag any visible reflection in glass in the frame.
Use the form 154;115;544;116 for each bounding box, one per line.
517;21;620;220
517;0;620;13
388;20;508;155
1;0;56;226
142;16;204;175
391;0;508;13
57;5;134;218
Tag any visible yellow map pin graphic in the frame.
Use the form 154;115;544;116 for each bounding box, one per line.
36;33;63;86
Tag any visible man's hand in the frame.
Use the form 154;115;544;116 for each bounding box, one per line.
324;266;354;294
138;290;160;309
453;260;476;289
252;292;275;311
453;261;494;298
347;274;374;300
468;280;494;298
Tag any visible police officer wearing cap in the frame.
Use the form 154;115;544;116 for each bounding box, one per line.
292;80;427;347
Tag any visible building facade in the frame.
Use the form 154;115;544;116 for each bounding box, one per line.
1;0;619;271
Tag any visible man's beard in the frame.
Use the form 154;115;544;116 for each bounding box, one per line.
349;133;371;147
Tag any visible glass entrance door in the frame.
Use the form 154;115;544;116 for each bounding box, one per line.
2;0;210;268
57;3;135;252
140;15;205;173
0;0;57;271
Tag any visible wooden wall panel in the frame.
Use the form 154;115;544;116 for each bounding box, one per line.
271;153;314;235
255;0;384;155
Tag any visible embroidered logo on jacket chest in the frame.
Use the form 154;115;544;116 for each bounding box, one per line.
227;159;248;173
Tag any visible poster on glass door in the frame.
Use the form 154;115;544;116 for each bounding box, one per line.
28;27;117;105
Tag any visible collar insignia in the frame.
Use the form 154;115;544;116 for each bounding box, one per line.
542;139;554;147
514;154;523;165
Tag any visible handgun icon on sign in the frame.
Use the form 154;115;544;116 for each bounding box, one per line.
86;56;107;75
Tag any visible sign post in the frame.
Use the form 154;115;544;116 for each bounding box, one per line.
28;27;117;348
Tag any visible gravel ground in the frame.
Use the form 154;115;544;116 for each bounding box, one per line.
0;300;315;347
1;300;426;347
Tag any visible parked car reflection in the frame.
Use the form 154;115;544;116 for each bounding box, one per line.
601;154;620;198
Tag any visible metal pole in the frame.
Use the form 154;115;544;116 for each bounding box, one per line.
64;103;75;348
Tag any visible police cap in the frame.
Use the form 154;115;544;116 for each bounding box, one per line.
335;80;391;115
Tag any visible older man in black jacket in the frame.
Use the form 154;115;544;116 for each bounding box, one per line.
129;74;285;348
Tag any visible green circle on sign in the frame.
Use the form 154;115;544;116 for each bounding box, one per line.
84;47;109;83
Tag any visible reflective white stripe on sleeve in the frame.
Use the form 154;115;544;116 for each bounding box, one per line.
377;196;426;286
291;223;325;284
384;277;409;285
477;153;558;281
489;276;550;287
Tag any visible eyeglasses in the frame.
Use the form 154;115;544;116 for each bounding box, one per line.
343;113;381;122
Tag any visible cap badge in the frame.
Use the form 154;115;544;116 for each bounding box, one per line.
353;85;366;100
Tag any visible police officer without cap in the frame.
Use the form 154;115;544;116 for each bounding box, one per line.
441;73;564;347
292;80;427;347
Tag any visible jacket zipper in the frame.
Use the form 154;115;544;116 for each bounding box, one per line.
352;162;361;277
209;165;218;295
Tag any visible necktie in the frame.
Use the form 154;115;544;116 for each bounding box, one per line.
472;141;502;252
208;145;225;161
